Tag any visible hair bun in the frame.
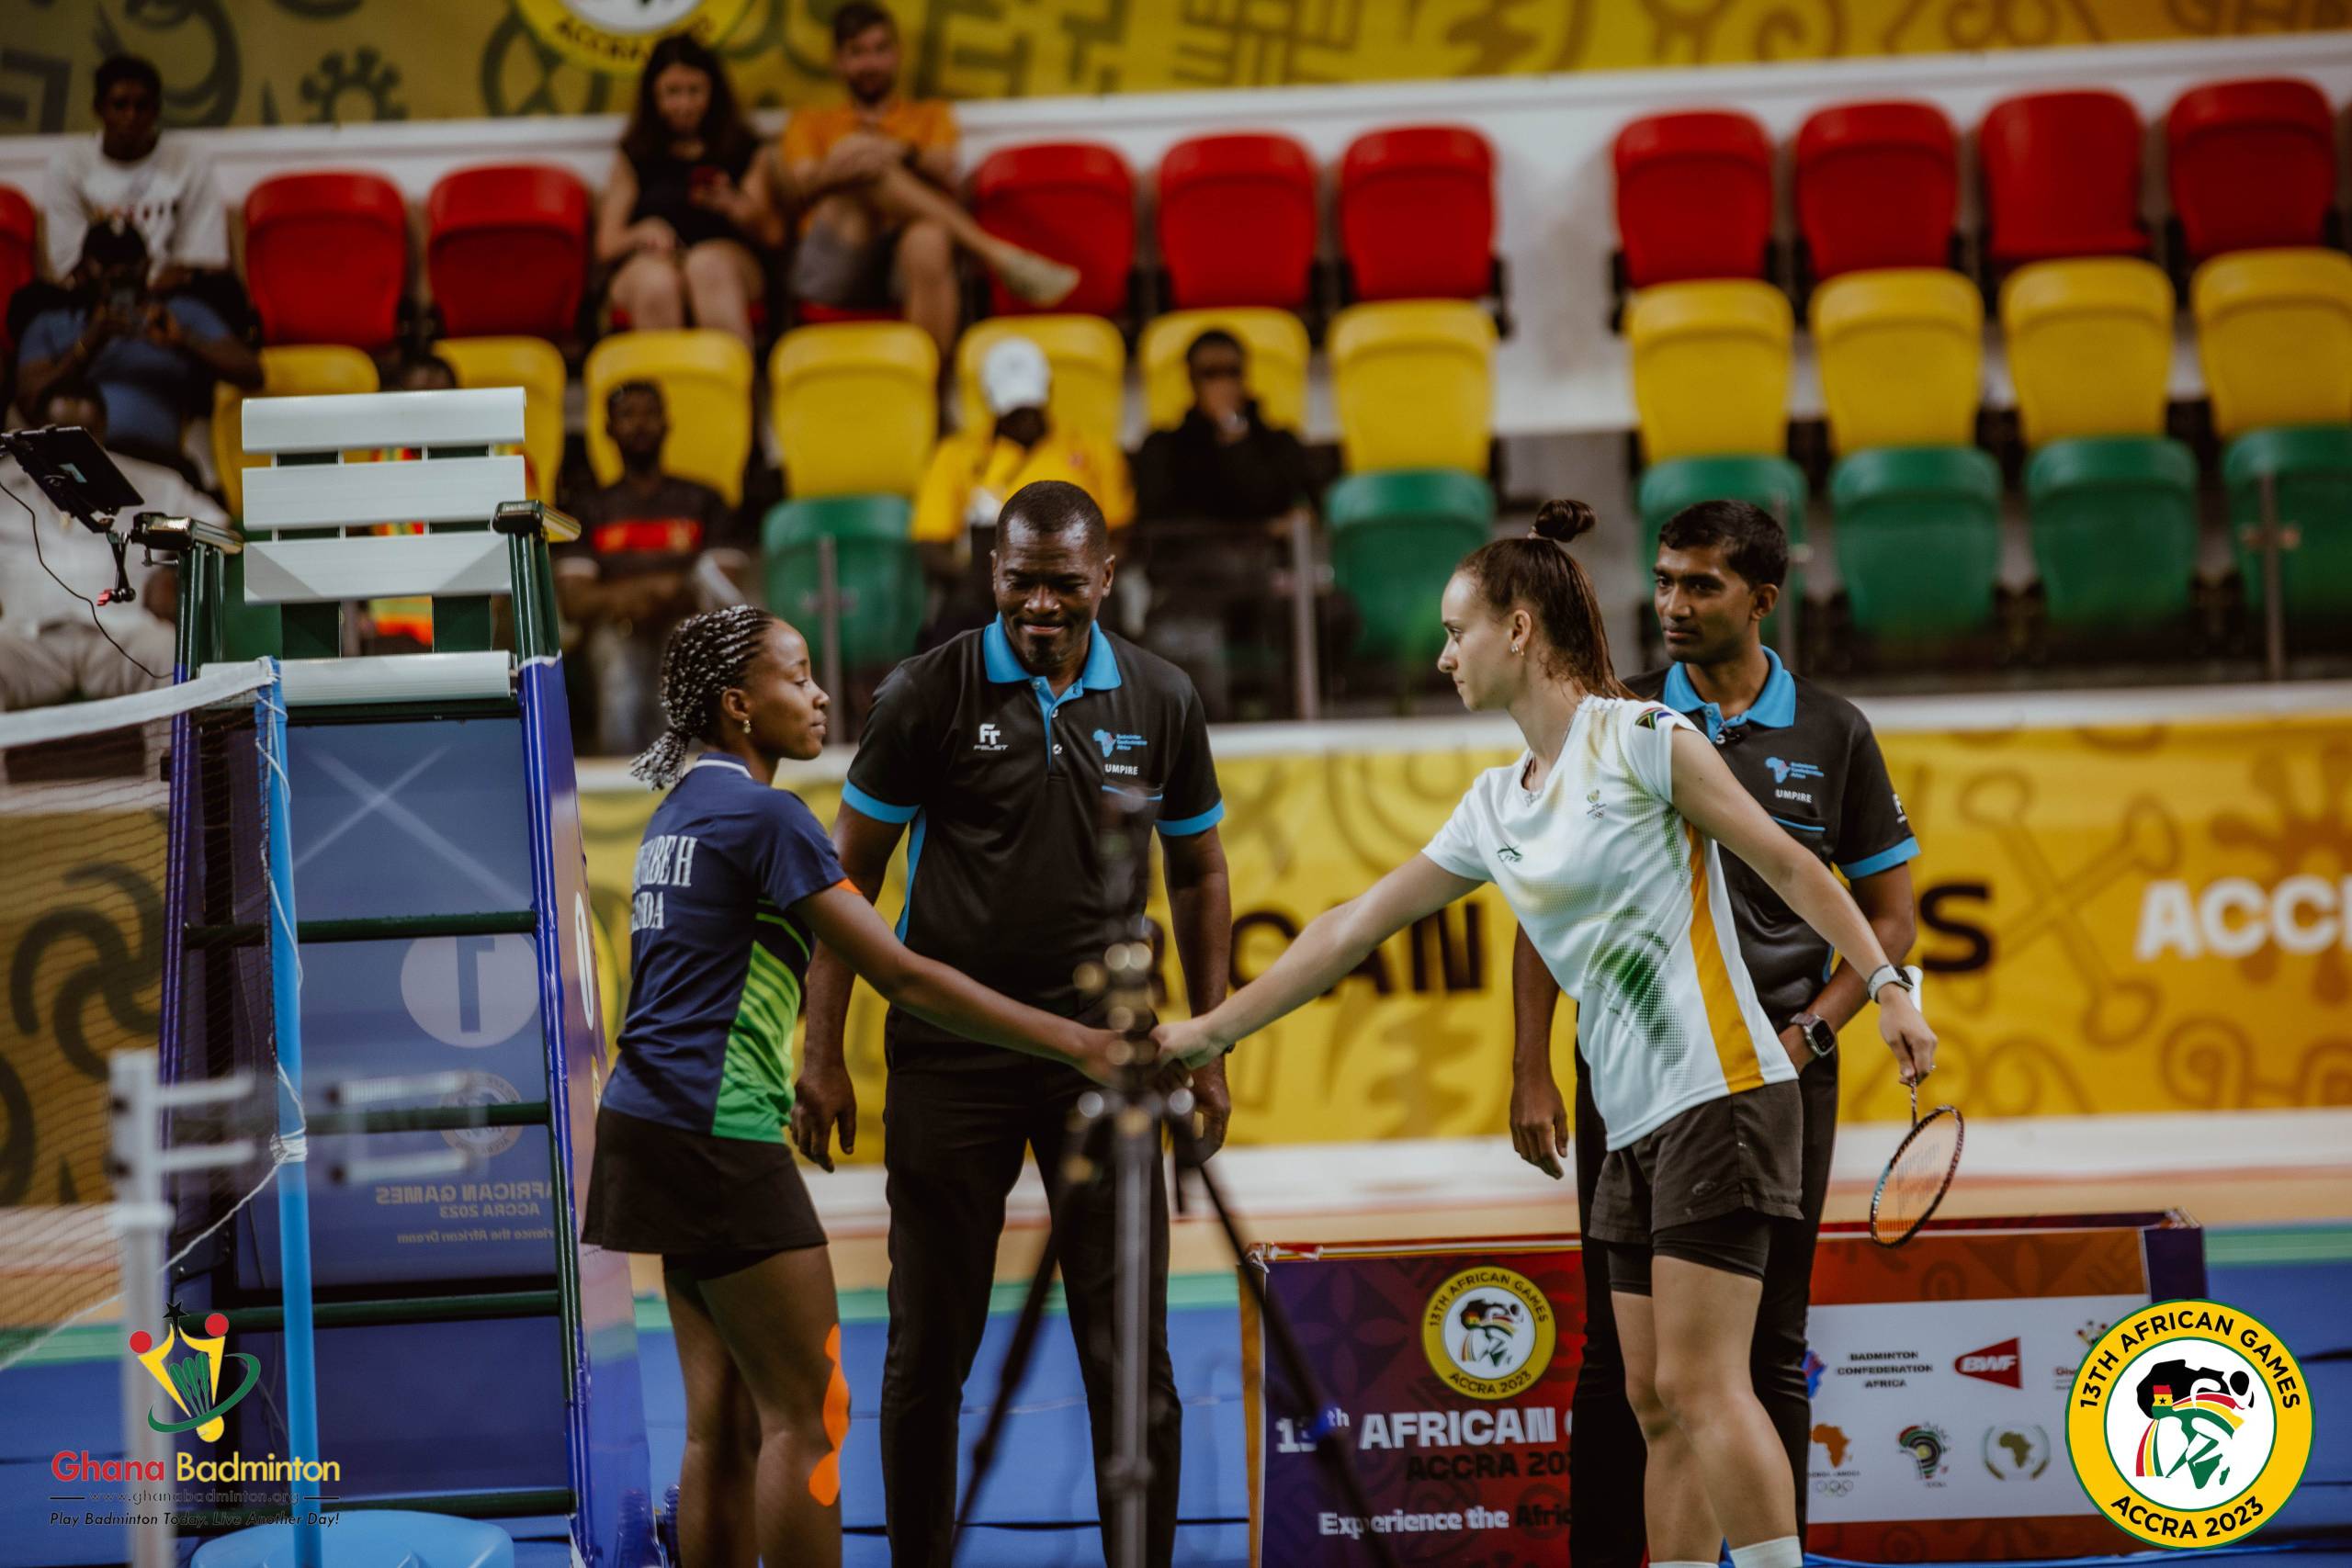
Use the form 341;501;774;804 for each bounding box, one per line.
1532;498;1598;544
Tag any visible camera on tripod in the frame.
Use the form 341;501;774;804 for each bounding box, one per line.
0;423;243;606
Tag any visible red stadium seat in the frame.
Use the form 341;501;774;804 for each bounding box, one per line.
0;185;35;355
244;171;409;351
2168;78;2335;263
970;141;1134;320
426;164;590;339
1338;125;1496;302
1979;91;2147;268
1157;133;1317;311
1794;101;1957;282
1612;111;1773;288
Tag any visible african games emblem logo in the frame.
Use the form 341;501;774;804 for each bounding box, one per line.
2066;1300;2313;1547
130;1303;260;1441
1422;1268;1555;1401
1898;1422;1951;1484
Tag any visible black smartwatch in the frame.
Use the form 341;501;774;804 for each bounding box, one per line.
1790;1012;1838;1061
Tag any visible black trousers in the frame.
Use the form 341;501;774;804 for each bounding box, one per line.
879;1043;1182;1568
1570;1043;1839;1565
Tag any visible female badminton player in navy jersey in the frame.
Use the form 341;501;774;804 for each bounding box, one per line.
582;604;1124;1568
1157;502;1937;1568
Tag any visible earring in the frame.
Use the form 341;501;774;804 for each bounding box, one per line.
1512;644;1524;657
741;719;752;734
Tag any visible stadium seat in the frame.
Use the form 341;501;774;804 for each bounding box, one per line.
793;301;896;326
583;329;754;503
956;314;1127;446
1829;445;2002;637
211;344;379;516
1612;111;1774;288
1792;101;1957;282
1812;268;1983;455
2224;424;2352;623
1979;91;2147;267
1139;308;1310;432
1635;455;1809;576
1157;133;1317;310
1325;468;1495;671
2026;436;2199;628
243;171;410;351
763;494;924;670
1626;281;1793;464
432;336;566;504
0;184;35;354
2192;248;2352;441
770;322;937;499
2000;258;2176;446
1337;125;1496;302
2167;78;2335;263
1328;301;1495;475
969;142;1134;320
426;164;591;340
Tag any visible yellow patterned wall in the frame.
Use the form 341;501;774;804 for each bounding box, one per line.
1;0;2344;133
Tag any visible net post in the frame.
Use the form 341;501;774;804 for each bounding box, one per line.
109;1049;173;1568
257;664;324;1568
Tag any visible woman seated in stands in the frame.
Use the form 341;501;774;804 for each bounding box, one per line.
595;35;785;347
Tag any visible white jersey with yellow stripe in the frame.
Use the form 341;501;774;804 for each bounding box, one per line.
1421;695;1790;1150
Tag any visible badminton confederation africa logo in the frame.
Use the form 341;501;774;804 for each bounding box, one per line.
2065;1300;2313;1547
1422;1268;1555;1400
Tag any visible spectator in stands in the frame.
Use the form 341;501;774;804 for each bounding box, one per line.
364;345;464;653
783;2;1079;359
560;379;751;752
16;220;260;474
913;335;1131;645
36;55;243;330
0;375;222;709
1134;329;1317;716
597;34;786;349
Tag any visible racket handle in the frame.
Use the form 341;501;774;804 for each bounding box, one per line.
1905;964;1924;1010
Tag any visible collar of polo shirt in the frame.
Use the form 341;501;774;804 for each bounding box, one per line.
982;615;1124;708
1661;646;1797;742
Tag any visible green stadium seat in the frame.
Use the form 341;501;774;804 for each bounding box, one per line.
2025;437;2199;629
1828;446;2002;638
2223;424;2352;623
1634;455;1809;571
1325;468;1495;672
762;495;924;671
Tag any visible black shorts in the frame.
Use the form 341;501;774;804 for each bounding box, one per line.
1602;1210;1774;1294
581;1103;826;1271
1586;1079;1804;1247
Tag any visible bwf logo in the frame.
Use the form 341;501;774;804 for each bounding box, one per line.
1959;1337;2023;1389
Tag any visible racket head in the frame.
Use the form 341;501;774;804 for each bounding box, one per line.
1870;1096;1964;1247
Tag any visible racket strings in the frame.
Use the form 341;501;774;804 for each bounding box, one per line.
1871;1082;1964;1246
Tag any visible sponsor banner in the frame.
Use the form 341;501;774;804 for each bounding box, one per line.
1242;1216;2204;1564
2;1;2340;132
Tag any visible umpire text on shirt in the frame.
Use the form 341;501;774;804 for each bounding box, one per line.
1512;500;1918;1567
797;480;1233;1568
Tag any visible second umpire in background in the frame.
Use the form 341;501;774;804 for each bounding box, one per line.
797;479;1233;1568
1512;500;1919;1563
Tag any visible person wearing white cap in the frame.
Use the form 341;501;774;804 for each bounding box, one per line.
912;334;1132;646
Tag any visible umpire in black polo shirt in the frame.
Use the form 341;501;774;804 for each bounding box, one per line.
797;479;1232;1568
1511;499;1918;1564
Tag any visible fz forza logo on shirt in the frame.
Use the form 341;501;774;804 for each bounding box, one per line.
975;723;1007;752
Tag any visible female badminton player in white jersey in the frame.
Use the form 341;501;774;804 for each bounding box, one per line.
1156;500;1937;1568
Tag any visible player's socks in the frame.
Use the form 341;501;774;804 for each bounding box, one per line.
1731;1535;1804;1568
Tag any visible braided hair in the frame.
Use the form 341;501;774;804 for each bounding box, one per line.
629;604;777;788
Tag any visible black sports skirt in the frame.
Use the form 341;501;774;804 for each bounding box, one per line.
581;1102;827;1269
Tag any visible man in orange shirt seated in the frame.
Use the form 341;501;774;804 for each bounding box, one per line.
784;2;1078;358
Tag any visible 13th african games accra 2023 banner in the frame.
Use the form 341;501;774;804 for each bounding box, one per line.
1;0;2345;134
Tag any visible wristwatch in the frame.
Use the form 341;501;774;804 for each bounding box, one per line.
1790;1012;1838;1061
1864;963;1915;1002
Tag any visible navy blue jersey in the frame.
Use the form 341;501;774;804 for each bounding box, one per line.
601;754;848;1141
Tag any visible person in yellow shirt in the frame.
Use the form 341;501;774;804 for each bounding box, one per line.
914;335;1132;645
782;3;1078;359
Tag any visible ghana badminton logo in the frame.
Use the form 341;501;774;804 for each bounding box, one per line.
2065;1300;2313;1547
129;1302;260;1441
1421;1268;1555;1400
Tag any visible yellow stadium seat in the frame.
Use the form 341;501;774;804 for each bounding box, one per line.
2193;247;2352;440
956;314;1127;445
211;344;379;516
2000;259;2175;446
584;328;755;503
1329;299;1496;474
434;335;566;504
1626;281;1792;464
770;323;938;499
1812;267;1984;454
1139;308;1310;432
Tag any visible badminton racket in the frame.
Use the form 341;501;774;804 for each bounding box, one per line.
1869;1078;1963;1247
